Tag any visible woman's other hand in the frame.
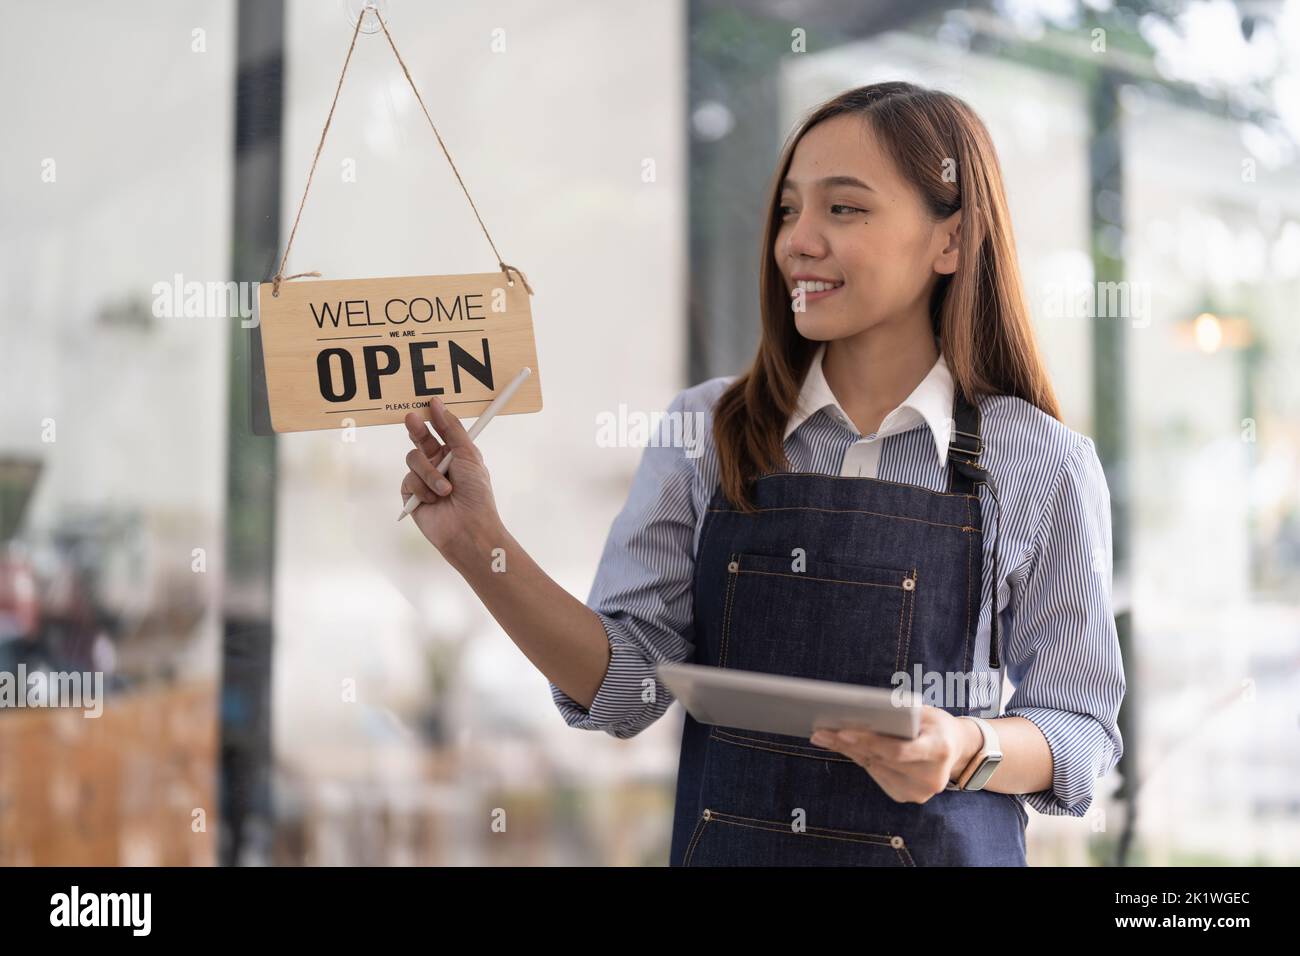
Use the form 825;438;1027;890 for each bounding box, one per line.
809;706;981;803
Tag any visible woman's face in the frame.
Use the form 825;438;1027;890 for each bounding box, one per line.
774;113;959;341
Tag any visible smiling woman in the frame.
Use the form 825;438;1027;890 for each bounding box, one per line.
402;81;1125;868
669;82;1122;865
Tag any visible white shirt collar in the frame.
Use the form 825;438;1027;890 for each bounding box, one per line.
783;340;955;468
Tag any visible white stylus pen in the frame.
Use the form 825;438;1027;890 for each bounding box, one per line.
397;366;533;522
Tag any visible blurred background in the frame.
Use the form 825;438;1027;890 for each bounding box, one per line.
1;0;1297;866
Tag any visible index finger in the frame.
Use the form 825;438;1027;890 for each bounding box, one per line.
428;396;480;456
836;728;924;763
404;410;443;459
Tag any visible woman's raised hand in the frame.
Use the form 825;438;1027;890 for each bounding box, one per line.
400;397;503;562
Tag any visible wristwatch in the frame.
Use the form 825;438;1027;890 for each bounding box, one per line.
945;715;1002;791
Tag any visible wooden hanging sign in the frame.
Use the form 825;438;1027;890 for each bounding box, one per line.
257;271;542;433
255;8;543;434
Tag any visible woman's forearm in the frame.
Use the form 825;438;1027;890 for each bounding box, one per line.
445;518;612;711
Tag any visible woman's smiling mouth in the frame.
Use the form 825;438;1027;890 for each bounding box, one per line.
792;277;845;303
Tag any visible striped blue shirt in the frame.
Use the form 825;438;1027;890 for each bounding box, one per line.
553;344;1126;818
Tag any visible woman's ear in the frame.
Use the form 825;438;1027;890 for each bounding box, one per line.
934;211;961;276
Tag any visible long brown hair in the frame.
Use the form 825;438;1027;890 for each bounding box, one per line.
713;81;1062;512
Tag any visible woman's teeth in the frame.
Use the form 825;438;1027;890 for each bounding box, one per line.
794;280;844;294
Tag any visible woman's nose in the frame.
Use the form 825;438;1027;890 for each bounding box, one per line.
784;213;828;259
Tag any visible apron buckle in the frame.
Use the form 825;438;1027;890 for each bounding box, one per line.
948;428;984;461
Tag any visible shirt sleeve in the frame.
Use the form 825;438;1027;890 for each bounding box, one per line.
549;388;700;738
1002;435;1126;817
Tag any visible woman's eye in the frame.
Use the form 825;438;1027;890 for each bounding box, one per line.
779;204;866;218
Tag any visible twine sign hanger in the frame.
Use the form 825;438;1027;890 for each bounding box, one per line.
256;3;542;433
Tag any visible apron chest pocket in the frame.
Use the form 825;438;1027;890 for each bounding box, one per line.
718;551;918;685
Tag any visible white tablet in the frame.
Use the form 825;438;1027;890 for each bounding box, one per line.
657;661;922;741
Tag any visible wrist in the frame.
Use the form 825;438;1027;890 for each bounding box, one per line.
446;517;510;575
949;715;984;784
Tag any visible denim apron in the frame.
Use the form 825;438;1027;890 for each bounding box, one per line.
668;387;1028;866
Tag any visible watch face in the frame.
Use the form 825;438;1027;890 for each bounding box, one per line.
967;754;1002;790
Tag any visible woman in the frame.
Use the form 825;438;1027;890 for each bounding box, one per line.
398;82;1126;866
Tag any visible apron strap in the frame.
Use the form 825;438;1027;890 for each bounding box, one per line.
947;389;1003;673
947;389;983;496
